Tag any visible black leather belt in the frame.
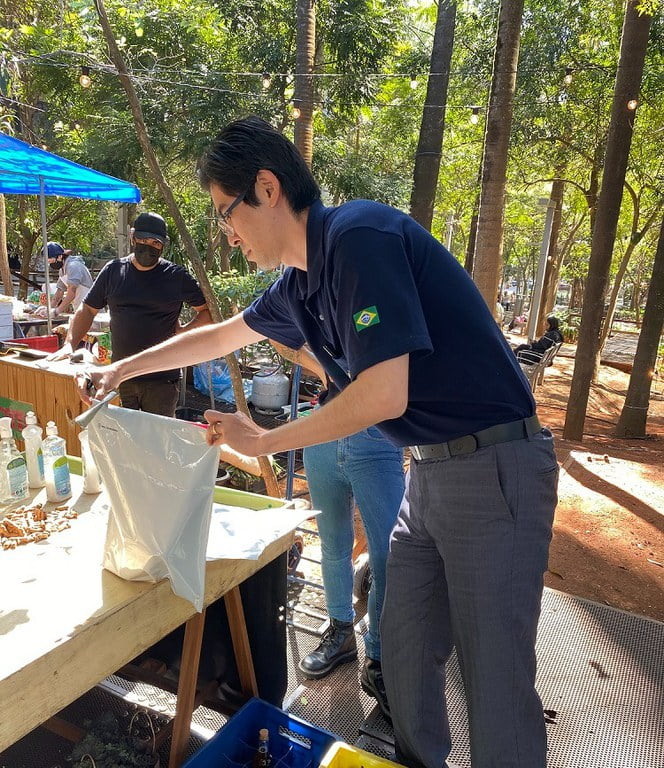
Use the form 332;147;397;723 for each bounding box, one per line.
409;415;541;462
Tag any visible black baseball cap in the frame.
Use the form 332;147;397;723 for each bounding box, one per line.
132;212;168;244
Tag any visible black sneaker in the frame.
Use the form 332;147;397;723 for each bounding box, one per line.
360;658;391;723
298;619;358;679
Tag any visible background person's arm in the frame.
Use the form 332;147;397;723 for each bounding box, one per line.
205;353;409;456
270;340;326;382
47;303;99;360
53;284;77;315
177;303;212;333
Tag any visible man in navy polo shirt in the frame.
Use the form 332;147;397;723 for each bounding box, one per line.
83;116;558;768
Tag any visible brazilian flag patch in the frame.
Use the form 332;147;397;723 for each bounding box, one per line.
353;306;380;332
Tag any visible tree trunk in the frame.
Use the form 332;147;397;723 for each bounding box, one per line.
614;216;664;437
409;0;457;231
570;278;582;310
598;198;662;354
585;141;604;237
563;1;653;441
93;0;280;496
218;239;231;273
634;263;643;326
544;213;586;319
464;202;479;274
293;0;316;166
0;195;13;296
472;0;524;315
536;177;564;336
464;162;483;274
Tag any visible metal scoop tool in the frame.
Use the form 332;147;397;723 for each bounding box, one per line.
75;389;118;429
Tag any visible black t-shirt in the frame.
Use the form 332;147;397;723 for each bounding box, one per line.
244;199;535;447
84;257;205;381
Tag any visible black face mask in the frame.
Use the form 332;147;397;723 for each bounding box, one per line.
134;243;162;267
50;259;64;271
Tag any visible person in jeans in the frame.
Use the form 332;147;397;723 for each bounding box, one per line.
82;117;558;768
300;425;404;721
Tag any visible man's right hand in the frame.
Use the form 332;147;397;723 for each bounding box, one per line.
47;342;74;362
74;364;123;405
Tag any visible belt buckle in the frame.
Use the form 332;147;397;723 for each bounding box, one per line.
411;445;423;461
449;434;478;457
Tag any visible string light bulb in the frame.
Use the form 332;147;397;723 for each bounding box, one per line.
79;65;92;88
410;74;417;90
261;72;271;89
563;67;573;86
627;99;638;110
470;106;480;125
292;105;301;119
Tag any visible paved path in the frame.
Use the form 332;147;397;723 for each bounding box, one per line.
601;331;639;367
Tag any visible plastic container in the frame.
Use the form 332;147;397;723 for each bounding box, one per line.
22;411;45;488
79;428;102;494
0;416;29;503
182;698;337;768
8;334;59;352
319;742;404;768
42;421;72;502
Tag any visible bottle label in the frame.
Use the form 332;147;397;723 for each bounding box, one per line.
38;449;45;481
7;457;28;499
52;456;71;497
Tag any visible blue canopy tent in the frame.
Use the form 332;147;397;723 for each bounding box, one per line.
0;132;141;331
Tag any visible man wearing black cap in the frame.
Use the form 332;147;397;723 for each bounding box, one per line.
45;242;94;316
54;212;211;416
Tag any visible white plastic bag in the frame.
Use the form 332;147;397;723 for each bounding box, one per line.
86;404;219;611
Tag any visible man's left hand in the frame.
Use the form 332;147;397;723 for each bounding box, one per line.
204;410;268;456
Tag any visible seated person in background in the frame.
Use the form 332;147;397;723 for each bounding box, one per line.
508;312;527;333
514;315;564;365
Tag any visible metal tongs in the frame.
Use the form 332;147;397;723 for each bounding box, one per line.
74;374;118;428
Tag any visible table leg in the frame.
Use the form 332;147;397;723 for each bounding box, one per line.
168;609;206;768
224;586;259;697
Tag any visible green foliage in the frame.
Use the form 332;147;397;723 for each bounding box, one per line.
210;269;281;318
559;310;581;343
0;0;662;318
68;712;157;768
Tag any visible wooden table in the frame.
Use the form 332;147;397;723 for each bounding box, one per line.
0;477;294;765
0;354;96;451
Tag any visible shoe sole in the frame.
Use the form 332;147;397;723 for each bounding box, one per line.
298;649;358;680
360;679;392;724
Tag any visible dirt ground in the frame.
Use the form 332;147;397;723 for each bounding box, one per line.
284;340;664;624
533;345;664;622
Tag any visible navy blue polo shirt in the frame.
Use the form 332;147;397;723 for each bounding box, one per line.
244;199;534;446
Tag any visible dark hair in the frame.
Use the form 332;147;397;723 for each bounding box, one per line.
197;116;320;213
546;315;560;331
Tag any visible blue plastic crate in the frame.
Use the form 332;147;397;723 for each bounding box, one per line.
183;698;338;768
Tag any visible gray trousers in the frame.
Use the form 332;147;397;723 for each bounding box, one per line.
382;429;558;768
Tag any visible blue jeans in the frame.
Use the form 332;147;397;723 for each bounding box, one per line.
303;427;405;661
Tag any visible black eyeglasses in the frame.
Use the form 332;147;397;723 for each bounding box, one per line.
217;191;247;236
